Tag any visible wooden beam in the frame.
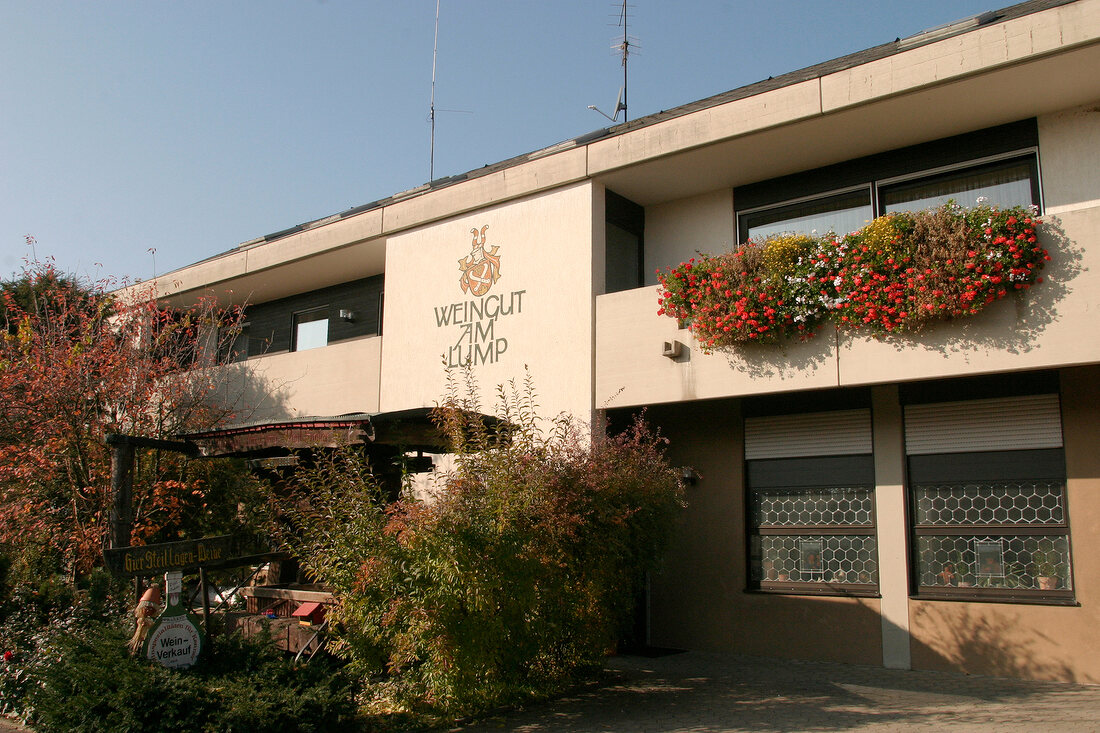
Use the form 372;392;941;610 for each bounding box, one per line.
106;433;200;456
108;442;134;550
238;587;335;604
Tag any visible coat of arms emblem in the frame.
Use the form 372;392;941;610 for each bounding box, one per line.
458;225;501;296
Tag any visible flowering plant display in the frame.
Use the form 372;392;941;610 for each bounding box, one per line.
657;203;1048;350
655;234;825;348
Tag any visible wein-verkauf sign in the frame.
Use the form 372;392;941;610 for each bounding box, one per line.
144;570;203;669
104;535;233;577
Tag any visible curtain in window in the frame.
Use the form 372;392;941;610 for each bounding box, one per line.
882;160;1034;213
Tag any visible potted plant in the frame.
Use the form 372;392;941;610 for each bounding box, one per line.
976;561;1026;589
940;550;970;586
774;557;791;582
1031;549;1064;590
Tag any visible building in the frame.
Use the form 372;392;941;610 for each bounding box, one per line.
153;0;1100;683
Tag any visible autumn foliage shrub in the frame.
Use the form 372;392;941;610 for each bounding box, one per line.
657;203;1048;349
279;371;684;716
0;255;263;585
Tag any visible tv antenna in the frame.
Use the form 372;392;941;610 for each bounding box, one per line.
429;0;440;181
588;0;637;123
427;1;473;182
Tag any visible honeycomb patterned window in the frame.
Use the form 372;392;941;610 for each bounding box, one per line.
908;456;1072;600
750;534;878;586
915;534;1071;591
751;486;874;527
912;480;1064;526
747;472;877;595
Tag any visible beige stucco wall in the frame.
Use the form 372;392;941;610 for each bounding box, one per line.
378;182;596;421
220;336;382;423
596;286;841;408
1040;102;1100;212
646;399;883;665
597;103;1100;409
907;365;1100;683
644;190;734;286
646;366;1099;680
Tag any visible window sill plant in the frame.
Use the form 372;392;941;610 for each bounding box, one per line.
657;203;1048;351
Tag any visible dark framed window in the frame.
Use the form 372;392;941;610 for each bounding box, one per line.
377;291;384;336
880;155;1040;214
735;120;1041;242
745;408;878;596
741;188;872;242
243;274;383;356
904;391;1073;603
292;308;329;352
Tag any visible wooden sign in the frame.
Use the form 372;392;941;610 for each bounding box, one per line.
104;535;233;577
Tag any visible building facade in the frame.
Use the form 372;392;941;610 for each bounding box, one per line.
155;0;1100;682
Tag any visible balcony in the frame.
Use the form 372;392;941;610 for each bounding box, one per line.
596;198;1100;412
595;286;837;409
219;336;382;423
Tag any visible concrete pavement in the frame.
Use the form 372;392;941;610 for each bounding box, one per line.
456;651;1100;732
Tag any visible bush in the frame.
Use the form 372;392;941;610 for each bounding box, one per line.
279;370;685;717
28;624;360;733
0;574;121;721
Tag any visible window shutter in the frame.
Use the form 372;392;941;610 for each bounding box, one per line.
745;409;872;460
904;394;1062;455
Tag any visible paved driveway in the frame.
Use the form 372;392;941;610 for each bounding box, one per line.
456;651;1100;732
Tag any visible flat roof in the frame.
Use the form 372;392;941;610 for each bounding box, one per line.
179;0;1077;269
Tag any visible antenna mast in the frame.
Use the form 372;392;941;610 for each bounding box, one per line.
429;0;440;181
588;0;634;123
618;0;629;123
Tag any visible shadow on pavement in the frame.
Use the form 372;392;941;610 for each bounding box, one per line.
453;651;1100;733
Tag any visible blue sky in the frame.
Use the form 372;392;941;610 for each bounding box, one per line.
2;1;997;284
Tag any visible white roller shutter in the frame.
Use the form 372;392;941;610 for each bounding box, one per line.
904;393;1062;455
745;409;872;460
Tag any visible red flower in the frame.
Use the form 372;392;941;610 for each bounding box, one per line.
3;650;12;662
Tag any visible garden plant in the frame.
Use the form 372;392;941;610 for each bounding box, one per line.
657;203;1048;350
278;369;685;721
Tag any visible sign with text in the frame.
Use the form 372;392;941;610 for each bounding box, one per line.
104;535;232;577
144;570;203;669
437;224;526;367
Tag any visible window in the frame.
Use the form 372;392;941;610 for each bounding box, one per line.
735;120;1041;242
745;409;878;595
904;390;1073;603
377;291;384;336
881;157;1039;214
741;188;872;241
292;309;329;351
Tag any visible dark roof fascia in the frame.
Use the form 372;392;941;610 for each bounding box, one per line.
181;413;376;440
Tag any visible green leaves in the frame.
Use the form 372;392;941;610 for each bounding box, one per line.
278;372;684;717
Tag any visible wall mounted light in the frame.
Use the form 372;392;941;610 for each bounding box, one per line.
339;309;355;322
662;340;684;359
